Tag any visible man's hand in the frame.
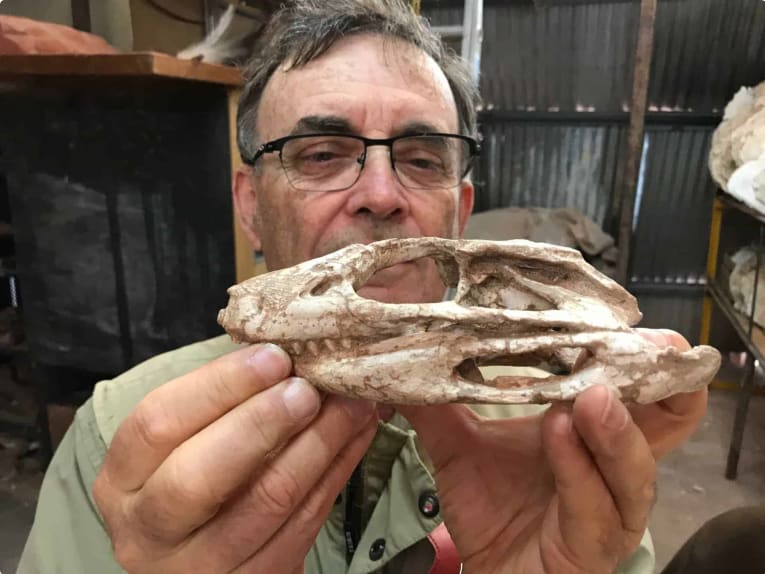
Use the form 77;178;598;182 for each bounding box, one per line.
399;329;706;574
93;344;377;574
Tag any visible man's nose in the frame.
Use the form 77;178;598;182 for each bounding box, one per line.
344;147;410;220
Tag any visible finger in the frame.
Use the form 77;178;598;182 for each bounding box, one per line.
232;417;378;573
128;376;322;545
628;388;707;459
397;403;480;471
105;344;292;491
185;395;377;569
541;405;621;573
571;385;656;538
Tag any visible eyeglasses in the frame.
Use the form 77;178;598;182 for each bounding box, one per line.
242;132;480;192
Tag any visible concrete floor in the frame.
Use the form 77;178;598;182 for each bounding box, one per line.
1;388;764;573
0;436;42;574
650;388;765;570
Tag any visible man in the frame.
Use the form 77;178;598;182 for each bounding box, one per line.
19;1;705;572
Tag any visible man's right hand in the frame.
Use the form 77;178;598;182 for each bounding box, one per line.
93;344;378;573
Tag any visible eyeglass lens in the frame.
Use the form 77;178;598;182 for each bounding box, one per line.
278;135;471;192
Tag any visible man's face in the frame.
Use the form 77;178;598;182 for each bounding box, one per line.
234;33;474;304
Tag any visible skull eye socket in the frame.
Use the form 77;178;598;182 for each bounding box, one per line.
357;255;448;299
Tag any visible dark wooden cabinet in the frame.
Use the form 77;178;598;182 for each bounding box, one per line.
0;53;259;456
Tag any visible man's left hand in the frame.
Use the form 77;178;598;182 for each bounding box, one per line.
398;329;706;574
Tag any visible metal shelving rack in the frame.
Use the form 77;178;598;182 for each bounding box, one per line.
700;191;765;479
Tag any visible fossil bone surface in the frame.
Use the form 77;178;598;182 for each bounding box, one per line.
218;238;721;405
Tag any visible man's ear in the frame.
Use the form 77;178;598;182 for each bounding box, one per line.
233;166;262;252
456;179;475;238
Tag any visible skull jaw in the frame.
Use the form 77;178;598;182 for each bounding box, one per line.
291;332;722;406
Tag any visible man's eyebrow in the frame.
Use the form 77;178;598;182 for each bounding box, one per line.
287;117;450;138
395;121;445;136
289;115;355;135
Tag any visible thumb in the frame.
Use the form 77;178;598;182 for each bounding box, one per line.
396;403;479;468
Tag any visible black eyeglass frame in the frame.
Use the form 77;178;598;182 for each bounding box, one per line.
241;132;481;188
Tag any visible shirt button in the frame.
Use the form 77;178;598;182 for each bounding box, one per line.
369;538;386;561
418;491;440;518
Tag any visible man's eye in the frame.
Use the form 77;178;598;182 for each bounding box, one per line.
405;156;442;170
304;151;341;163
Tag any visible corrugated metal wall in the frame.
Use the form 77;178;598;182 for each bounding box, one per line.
472;121;716;282
473;121;627;227
632;290;705;340
479;2;639;111
631;126;716;285
651;0;765;112
423;0;765;343
425;0;765;112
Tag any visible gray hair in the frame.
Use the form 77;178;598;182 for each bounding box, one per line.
236;0;480;161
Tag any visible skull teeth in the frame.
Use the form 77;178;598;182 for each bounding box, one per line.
288;338;353;355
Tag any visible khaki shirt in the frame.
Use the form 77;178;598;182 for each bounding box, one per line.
18;335;654;573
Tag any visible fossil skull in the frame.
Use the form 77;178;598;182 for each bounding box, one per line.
218;238;721;405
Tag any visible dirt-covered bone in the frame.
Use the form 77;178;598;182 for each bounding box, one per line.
218;238;721;405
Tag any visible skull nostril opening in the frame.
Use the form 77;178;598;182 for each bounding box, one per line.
311;278;336;296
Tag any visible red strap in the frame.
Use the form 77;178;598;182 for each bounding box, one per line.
427;522;462;574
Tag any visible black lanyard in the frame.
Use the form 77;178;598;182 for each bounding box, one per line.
344;464;363;564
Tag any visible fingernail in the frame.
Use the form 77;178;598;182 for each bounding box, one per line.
654;330;673;346
659;329;684;347
282;378;320;420
337;396;375;422
601;386;629;431
636;328;668;346
250;344;291;381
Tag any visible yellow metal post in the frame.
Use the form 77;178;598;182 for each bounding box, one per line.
699;197;724;346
